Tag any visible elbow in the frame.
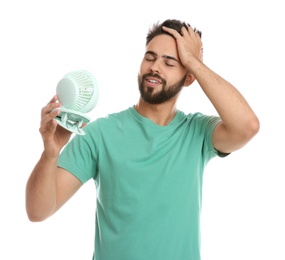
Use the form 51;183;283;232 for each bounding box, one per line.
247;116;260;139
26;210;49;222
25;192;56;222
27;213;47;223
26;204;53;222
238;116;260;146
215;116;260;153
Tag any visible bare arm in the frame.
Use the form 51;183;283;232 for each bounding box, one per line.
26;96;82;222
188;61;259;153
163;26;260;153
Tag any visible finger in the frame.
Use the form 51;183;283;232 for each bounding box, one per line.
39;113;57;136
195;29;202;38
162;26;182;38
190;27;202;39
41;102;61;117
180;26;190;36
187;26;198;37
181;26;199;39
185;25;201;38
41;108;59;126
47;95;58;105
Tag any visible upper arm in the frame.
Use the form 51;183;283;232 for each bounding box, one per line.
55;167;83;212
212;121;248;154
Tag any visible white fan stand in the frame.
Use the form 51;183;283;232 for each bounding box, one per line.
54;70;99;135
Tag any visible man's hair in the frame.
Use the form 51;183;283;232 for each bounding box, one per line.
146;19;202;46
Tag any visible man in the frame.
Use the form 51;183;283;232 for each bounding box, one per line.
26;19;260;259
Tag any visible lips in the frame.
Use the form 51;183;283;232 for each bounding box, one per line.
145;76;162;87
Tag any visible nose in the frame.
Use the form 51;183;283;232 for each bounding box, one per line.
150;60;161;74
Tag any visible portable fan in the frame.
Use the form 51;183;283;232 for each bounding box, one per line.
55;70;99;135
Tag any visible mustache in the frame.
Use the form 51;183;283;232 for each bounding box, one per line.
142;73;166;84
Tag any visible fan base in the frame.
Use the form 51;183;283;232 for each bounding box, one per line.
54;108;90;135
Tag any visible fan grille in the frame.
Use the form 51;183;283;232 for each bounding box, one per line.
63;70;99;112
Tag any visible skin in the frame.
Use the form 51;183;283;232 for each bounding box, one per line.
26;25;260;222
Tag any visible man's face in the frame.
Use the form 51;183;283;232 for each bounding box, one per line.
138;34;188;104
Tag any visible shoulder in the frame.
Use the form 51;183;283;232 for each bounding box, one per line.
83;107;134;133
174;111;221;142
179;111;221;126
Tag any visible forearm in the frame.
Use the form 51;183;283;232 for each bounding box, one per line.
188;59;259;134
163;23;258;133
26;151;58;222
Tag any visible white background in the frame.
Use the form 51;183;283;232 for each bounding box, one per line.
1;0;284;259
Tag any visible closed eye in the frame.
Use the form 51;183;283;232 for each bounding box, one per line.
145;57;155;62
144;51;180;66
165;63;174;67
145;53;156;62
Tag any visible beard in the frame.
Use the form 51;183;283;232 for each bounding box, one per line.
138;72;187;104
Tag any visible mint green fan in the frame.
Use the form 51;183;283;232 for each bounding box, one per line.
55;70;99;135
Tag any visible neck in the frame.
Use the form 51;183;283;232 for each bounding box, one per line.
135;98;177;126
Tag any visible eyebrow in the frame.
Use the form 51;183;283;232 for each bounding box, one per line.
145;51;180;63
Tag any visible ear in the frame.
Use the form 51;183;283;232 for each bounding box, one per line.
183;72;195;87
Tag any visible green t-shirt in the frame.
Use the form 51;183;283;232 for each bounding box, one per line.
58;106;223;260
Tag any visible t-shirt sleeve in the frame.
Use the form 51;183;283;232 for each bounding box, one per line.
57;121;100;184
198;114;229;161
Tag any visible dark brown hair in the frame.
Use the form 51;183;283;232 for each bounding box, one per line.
146;19;202;46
